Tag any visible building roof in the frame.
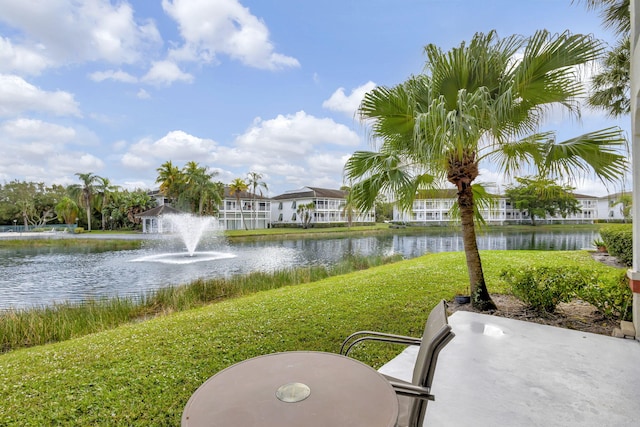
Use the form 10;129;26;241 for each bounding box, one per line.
271;186;347;200
134;204;185;218
223;186;270;200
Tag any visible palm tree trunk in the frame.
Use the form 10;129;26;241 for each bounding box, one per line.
458;185;496;311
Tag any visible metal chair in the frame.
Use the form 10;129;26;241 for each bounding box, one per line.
340;299;454;427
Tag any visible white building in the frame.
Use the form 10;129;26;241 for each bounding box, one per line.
394;190;630;225
218;187;271;230
270;187;375;227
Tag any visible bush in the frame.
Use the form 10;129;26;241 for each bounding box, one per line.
599;225;632;266
500;266;594;313
73;227;84;234
578;270;632;320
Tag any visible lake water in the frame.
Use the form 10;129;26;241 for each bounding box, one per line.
0;229;600;309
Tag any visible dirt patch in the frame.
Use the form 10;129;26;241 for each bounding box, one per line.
449;252;628;336
449;294;619;336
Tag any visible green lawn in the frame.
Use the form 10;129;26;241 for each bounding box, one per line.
0;250;619;426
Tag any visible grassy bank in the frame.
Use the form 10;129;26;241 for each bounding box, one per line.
0;254;401;353
0;238;143;250
0;250;620;426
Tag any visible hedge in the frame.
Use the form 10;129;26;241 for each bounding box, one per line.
600;224;632;267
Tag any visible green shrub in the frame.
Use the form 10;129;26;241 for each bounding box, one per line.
73;227;84;234
599;225;632;266
578;270;632;320
500;266;594;313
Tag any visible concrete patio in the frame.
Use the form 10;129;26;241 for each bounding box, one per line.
379;311;640;426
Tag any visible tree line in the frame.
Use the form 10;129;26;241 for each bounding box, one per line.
0;162;271;231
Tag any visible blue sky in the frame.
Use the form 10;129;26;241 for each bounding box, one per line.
0;0;630;197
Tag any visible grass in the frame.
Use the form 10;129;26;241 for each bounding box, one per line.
0;254;402;353
0;250;621;426
0;238;143;250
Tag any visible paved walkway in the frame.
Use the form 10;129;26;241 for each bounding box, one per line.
379;311;640;426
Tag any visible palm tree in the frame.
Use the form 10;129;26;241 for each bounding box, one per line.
95;177;119;230
70;172;99;231
296;202;315;229
156;161;183;202
229;178;249;230
55;196;80;226
345;30;627;310
247;172;268;229
574;0;630;117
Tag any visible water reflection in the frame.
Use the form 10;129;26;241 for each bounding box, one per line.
0;229;599;309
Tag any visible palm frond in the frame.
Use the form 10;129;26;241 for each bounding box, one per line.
542;127;628;182
344;150;435;211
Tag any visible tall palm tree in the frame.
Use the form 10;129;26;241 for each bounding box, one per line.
156;161;183;202
183;161;222;215
95;176;119;230
229;178;249;230
246;172;268;229
345;30;627;310
70;172;99;231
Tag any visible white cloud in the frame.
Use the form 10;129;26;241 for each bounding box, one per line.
0;0;161;69
122;131;219;170
89;69;138;83
162;0;299;70
142;60;193;86
0;74;81;117
236;111;360;153
323;81;376;116
0;118;104;183
0;36;50;75
136;88;151;99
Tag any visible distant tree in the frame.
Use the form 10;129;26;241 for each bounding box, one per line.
120;189;155;228
297;202;316;229
69;172;99;231
156;161;183;201
95;177;119;230
229;178;249;230
505;177;581;226
247;172;268;229
612;193;632;222
55;196;80;226
182;161;222;215
374;194;393;223
0;181;63;228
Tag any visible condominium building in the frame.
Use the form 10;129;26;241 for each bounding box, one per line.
270;187;375;227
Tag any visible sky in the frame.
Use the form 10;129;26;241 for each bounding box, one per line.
0;0;631;197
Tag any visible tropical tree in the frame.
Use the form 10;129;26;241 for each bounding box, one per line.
229;178;249;230
156;161;183;202
612;192;632;222
297;202;316;229
95;177;119;230
69;172;99;231
575;0;630;117
505;177;581;226
345;30;627;310
182;161;223;215
55;196;80;226
247;172;268;229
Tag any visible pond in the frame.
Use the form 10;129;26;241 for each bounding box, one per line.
0;228;600;309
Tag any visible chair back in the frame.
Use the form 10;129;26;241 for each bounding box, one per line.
407;300;454;426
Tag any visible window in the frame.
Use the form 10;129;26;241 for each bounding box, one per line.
278;202;283;210
291;201;296;209
291;213;297;221
278;213;283;221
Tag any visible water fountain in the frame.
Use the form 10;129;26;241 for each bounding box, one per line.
132;213;237;265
